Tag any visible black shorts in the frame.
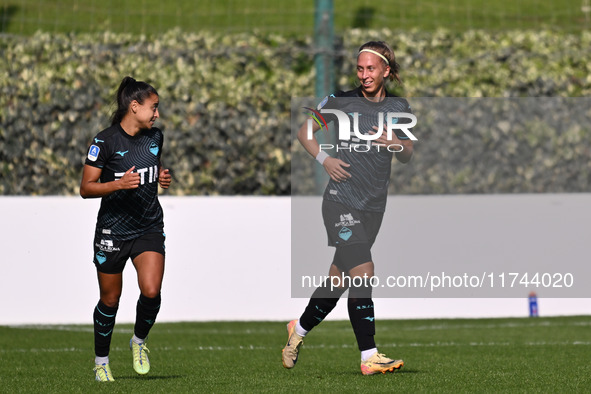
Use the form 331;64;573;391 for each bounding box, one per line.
322;200;384;248
93;231;166;274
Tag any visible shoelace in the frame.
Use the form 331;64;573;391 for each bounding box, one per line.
288;335;302;349
135;344;150;363
94;364;111;379
371;353;392;363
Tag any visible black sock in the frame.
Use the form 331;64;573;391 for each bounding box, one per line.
348;297;376;351
299;279;347;332
94;300;118;357
134;293;161;340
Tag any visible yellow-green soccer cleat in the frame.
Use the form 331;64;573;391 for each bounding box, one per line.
130;339;150;375
94;363;115;382
282;319;304;369
360;353;404;375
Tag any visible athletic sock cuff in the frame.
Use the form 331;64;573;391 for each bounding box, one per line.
139;293;161;308
96;300;118;316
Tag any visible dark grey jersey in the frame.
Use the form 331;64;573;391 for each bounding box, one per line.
319;87;412;212
85;124;164;240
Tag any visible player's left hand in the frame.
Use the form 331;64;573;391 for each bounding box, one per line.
159;168;172;189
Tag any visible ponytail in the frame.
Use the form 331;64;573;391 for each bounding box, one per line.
110;76;158;126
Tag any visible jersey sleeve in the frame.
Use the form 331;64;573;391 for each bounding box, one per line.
155;129;164;166
84;133;110;168
315;92;342;128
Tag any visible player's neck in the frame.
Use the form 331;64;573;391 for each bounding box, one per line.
361;85;387;102
119;118;141;137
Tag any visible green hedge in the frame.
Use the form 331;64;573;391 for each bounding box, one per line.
1;29;591;195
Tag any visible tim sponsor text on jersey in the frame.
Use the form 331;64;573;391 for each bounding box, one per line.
114;165;159;185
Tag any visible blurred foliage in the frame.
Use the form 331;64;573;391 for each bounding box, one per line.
1;29;591;195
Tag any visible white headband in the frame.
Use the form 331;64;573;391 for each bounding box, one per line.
358;48;389;65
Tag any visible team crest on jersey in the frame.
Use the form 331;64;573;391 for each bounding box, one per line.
88;145;100;161
149;141;159;156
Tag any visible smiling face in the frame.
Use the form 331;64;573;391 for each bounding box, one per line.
357;52;390;98
131;93;160;130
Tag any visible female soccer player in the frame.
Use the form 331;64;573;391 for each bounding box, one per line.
283;41;414;375
80;76;172;382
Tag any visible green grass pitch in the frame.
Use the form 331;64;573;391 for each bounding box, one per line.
1;316;591;392
0;0;586;36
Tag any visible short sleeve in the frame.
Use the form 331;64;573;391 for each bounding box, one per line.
85;135;108;168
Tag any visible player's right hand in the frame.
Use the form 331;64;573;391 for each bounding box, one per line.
323;157;351;183
119;166;140;189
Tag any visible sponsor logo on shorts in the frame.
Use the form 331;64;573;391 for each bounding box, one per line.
96;239;121;253
335;213;360;228
338;227;352;241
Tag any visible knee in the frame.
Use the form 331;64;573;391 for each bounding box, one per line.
348;272;374;298
100;295;120;308
359;261;375;277
141;288;161;299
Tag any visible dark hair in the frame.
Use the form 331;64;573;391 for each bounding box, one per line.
358;41;401;85
110;76;159;126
